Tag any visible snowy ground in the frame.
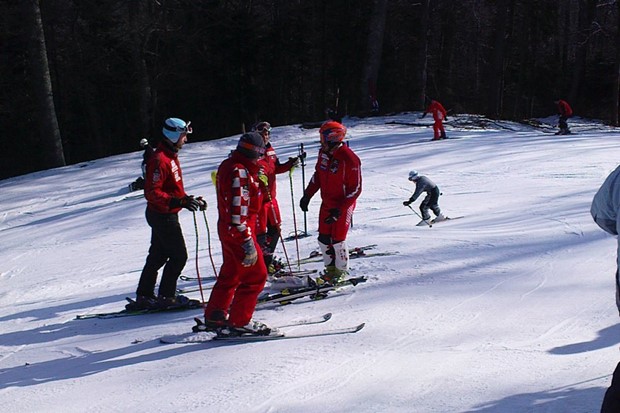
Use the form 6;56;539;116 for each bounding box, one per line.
1;113;619;412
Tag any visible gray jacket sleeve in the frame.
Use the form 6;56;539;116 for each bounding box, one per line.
409;176;436;202
591;165;620;271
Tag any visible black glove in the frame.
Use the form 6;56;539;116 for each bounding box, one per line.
403;200;412;206
171;195;200;211
196;196;207;211
325;208;341;224
287;157;300;168
299;195;310;212
241;238;258;267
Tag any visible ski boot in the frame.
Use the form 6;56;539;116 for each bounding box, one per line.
216;320;274;337
318;266;347;285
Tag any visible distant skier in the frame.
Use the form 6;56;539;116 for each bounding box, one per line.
403;170;445;226
421;96;448;140
129;138;155;192
554;99;573;135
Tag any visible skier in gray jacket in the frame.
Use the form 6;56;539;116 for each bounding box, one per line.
591;166;620;413
403;170;445;226
591;165;620;315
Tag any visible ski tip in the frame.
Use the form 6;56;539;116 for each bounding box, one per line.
323;313;333;322
354;323;366;332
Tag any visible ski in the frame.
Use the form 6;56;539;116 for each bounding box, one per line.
430;215;465;224
177;285;214;294
299;244;379;263
178;270;320;294
179;275;218;282
299;250;396;264
271;268;318;277
213;323;365;342
256;276;367;306
160;312;332;344
75;297;202;320
159;317;364;344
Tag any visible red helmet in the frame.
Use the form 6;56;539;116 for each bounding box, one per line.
319;121;347;144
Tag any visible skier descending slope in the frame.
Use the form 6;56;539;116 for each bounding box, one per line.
403;170;445;226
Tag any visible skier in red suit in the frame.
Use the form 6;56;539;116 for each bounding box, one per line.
254;121;304;272
133;117;206;310
299;121;362;283
554;99;573;135
421;96;448;140
202;132;274;336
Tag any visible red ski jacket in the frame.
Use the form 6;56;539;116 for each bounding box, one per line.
144;141;187;214
305;144;362;210
557;100;573;117
258;143;295;202
216;151;264;244
426;100;447;122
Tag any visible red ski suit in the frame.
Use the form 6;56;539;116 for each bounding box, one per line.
557;99;573;117
304;144;362;241
257;143;295;232
144;142;187;214
204;151;267;327
425;100;447;140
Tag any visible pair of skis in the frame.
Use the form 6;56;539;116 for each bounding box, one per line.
75;297;203;320
159;312;365;343
75;276;367;319
176;269;318;294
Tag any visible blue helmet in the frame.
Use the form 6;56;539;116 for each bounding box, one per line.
162;118;192;143
408;170;419;180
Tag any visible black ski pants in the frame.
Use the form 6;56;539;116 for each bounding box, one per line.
137;208;188;298
420;187;441;220
602;362;620;412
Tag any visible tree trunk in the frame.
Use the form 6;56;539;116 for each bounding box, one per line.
486;0;511;118
568;0;597;107
359;0;388;115
415;0;430;110
25;0;65;168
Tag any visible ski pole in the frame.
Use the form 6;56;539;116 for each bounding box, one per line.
201;209;218;278
289;167;301;269
299;143;308;236
191;212;208;306
406;204;432;227
259;172;294;275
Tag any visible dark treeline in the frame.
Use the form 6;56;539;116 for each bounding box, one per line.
1;0;618;180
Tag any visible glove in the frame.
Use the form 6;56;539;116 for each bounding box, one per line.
258;170;269;187
196;196;207;211
299;195;310;212
287;156;301;168
403;200;412;206
171;195;200;211
324;208;341;224
241;238;258;267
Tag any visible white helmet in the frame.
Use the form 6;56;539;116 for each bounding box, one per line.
408;170;419;180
